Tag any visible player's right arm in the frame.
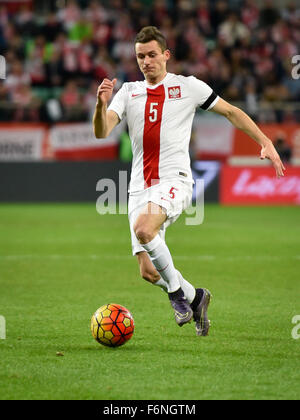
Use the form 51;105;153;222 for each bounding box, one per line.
93;78;119;139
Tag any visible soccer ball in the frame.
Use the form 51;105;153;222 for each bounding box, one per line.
91;303;134;347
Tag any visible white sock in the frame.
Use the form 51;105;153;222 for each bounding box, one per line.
153;278;168;293
154;271;196;303
176;270;196;303
141;234;181;293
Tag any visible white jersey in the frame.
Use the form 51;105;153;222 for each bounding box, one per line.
108;72;219;193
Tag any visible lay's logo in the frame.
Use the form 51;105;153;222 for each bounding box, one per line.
168;86;181;99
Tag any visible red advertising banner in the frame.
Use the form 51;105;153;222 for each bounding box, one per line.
221;166;300;205
0;123;47;161
193;121;300;161
48;123;120;161
0;0;33;13
232;123;300;157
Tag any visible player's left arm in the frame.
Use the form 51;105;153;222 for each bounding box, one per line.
209;97;286;178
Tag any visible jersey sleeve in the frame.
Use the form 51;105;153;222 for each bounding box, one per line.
107;83;128;121
189;76;219;110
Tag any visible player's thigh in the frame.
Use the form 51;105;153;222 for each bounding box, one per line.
149;180;193;221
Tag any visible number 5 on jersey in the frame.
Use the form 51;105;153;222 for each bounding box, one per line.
149;102;158;122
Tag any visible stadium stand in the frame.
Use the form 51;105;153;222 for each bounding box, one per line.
0;0;299;123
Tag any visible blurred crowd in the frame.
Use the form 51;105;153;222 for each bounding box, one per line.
0;0;299;123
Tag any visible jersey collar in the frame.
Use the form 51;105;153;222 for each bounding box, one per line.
144;73;171;89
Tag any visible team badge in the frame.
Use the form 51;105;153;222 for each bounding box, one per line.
168;86;181;99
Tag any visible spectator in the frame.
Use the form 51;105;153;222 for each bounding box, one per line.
83;79;98;121
45;49;64;87
60;79;86;121
11;83;41;121
196;0;212;37
259;0;280;27
218;12;250;47
92;20;111;47
93;45;115;81
68;16;93;43
241;0;259;30
26;35;53;86
84;0;108;24
210;0;230;34
128;0;144;31
0;5;8;28
43;12;64;43
5;60;31;94
120;57;144;82
77;39;93;84
281;1;300;26
150;0;169;27
0;82;10;120
0;81;9;101
14;4;37;37
177;0;195;21
112;11;135;42
57;0;81;31
245;80;259;121
159;16;177;52
53;32;79;81
282;59;300;101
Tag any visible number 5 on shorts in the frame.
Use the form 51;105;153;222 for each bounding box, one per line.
169;187;178;199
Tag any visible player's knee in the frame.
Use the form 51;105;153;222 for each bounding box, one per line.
134;223;154;244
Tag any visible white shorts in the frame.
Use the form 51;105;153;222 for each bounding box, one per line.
128;180;193;255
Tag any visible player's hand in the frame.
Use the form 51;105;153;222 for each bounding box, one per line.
260;140;286;178
96;78;117;106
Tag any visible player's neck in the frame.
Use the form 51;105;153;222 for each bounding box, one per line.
145;71;168;86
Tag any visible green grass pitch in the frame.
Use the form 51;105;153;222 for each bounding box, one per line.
0;203;299;400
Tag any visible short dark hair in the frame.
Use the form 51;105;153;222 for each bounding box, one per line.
134;26;167;52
